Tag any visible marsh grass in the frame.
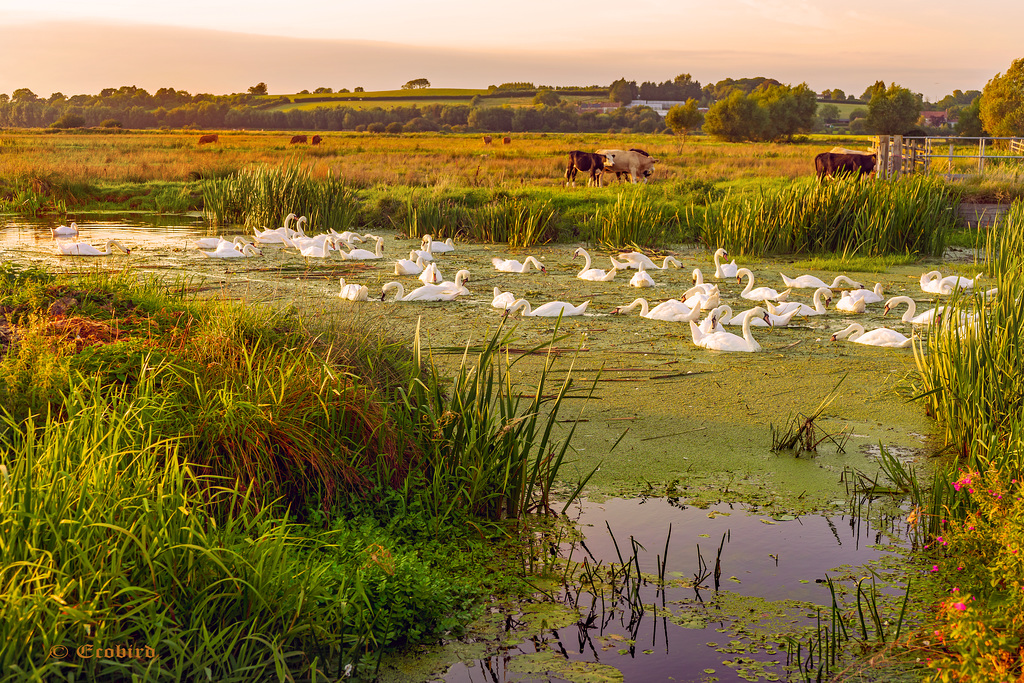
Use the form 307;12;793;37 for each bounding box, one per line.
588;188;672;249
698;176;958;257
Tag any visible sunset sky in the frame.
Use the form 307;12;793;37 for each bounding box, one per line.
2;0;1021;100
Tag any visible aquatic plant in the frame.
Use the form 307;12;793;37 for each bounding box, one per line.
588;188;672;249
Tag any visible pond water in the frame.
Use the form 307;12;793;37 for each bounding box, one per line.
387;495;917;683
3;214;939;681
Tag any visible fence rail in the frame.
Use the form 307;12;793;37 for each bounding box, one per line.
873;136;1024;179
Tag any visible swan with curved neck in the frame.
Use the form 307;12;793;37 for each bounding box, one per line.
610;253;681;271
630;264;656;288
835;291;866;313
505;298;589;317
52;222;78;236
193;235;248;250
690;307;770;352
419;262;443;284
682;284;720;311
919;270;979;294
337;278;369;301
883;295;948;325
492;256;547;274
830;323;914;348
492;287;516;310
768;287;831;316
411;239;435;262
381;270;471;302
57;239;131;256
253;213;298;243
780;273;862;289
421;234;455;253
848;282;885;304
200;242;261;258
612;297;701;322
735;268;789;301
690;268;718;294
713;248;738;278
342;236;385;260
573;248;617;281
299;236;341;258
394;252;427;275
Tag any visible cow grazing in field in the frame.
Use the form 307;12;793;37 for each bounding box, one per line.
290;135;308;144
815;152;876;180
502;137;511;144
198;134;218;145
597;149;657;184
311;135;322;145
483;136;493;145
565;151;610;187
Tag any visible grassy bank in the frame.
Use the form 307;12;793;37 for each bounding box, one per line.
0;265;590;680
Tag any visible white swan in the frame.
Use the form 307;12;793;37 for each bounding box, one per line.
736;268;790;301
419;262;443;284
381;270;471;302
698;305;730;333
919;270;979;294
299;236;342;258
835;291;867;313
342;237;385;260
421;234;455;253
713;248;738;278
705;304;797;329
253;213;298;244
941;272;981;292
883;295;950;325
573;248;617;281
51;222;78;236
767;287;831;316
200;243;261;258
337;278;369;301
410;240;435;263
690;268;718;294
780;273;862;290
690;307;770;352
682;284;720;311
610;253;681;270
831;323;914;348
329;229;365;246
192;235;248;250
505;298;590;317
56;239;131;256
492;256;547;274
630;264;656;288
492;287;517;310
612;297;701;323
847;282;885;304
394;252;428;275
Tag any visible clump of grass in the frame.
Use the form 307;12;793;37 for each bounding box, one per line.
466;198;558;247
588;188;672;249
201;162;360;232
697;176;959;257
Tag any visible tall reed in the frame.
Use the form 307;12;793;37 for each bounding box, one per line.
201;163;360;232
589;188;670;249
466;198;558;247
697;176;958;257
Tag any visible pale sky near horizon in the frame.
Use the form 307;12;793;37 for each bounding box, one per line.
1;1;1020;100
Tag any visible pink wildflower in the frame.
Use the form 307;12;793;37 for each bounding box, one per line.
953;602;968;611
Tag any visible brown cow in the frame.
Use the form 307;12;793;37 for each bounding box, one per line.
815;152;876;180
565;151;610;188
502;136;511;144
311;135;322;145
290;135;308;144
198;134;218;144
483;136;492;145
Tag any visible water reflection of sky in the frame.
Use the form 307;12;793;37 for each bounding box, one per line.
442;497;912;683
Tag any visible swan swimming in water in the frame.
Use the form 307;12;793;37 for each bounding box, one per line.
612;297;701;322
192;235;248;250
394;252;428;275
610;252;681;271
56;239;131;256
200;243;262;258
704;303;798;330
421;234;455;253
883;295;954;325
573;248;617;281
337;278;369;301
920;270;981;295
491;287;517;310
629;264;656;288
780;273;862;290
51;222;78;237
381;270;472;302
767;287;831;316
713;248;738;278
492;256;547;274
342;236;385;260
419;262;443;284
253;213;298;244
847;282;885;304
831;323;914;348
690;268;718;295
835;291;867;313
735;268;790;301
504;298;589;317
690;307;770;352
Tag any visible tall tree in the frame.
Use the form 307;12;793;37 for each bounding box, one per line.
609;78;638;106
703;91;767;142
754;83;817;140
979;58;1024;137
956;96;986;137
402;78;431;90
248;82;268;96
860;81;887;102
866;84;921;134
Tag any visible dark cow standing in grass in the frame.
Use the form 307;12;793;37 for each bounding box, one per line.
565;151;609;187
815;152;877;180
311;135;322;145
198;134;218;144
290;135;308;144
